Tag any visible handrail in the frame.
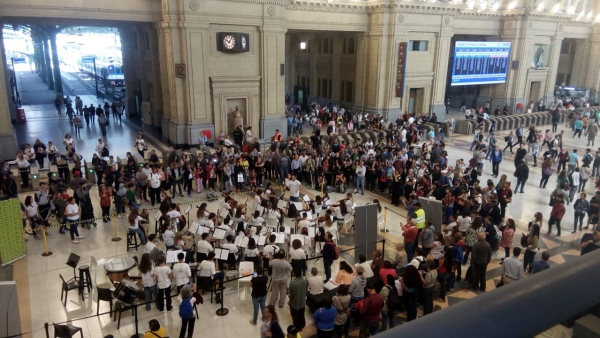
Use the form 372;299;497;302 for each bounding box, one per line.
378;249;600;338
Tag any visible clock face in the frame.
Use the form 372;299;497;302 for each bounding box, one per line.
241;36;247;50
223;35;236;50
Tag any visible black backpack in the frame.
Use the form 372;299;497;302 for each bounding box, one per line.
385;284;402;311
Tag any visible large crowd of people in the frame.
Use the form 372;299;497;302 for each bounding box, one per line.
6;97;600;338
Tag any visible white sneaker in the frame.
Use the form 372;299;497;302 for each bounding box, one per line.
76;236;85;239
72;240;80;244
118;214;122;218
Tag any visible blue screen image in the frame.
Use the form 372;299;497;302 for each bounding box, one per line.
451;41;511;86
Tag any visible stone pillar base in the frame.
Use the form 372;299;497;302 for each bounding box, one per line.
162;118;216;149
0;130;18;161
261;117;287;140
359;107;402;122
431;103;446;117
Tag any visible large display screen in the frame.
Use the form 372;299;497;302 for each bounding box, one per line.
451;41;511;86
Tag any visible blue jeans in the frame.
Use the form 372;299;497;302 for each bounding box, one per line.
515;178;526;192
422;286;434;315
251;295;266;323
349;295;364;311
115;195;125;214
144;285;158;310
444;207;453;224
405;242;415;262
68;219;80;240
324;259;333;281
356;176;365;194
129;199;140;210
360;321;379;336
404;291;418;322
380;310;395;331
438;272;451;300
280;167;289;182
129;227;147;245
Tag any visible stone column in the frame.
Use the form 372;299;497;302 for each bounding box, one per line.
569;39;590;88
118;26;139;118
543;32;564;103
0;31;19;160
259;23;287;138
354;33;368;111
431;28;454;115
48;30;63;96
584;29;600;102
42;36;54;90
331;35;342;102
499;19;531;113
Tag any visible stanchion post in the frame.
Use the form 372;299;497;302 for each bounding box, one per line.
382;238;386;260
112;216;122;242
215;279;229;316
45;322;50;338
41;227;53;256
384;207;388;233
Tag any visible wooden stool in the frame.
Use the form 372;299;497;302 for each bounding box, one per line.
78;265;92;294
126;231;139;252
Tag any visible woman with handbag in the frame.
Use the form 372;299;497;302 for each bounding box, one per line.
332;284;351;338
500;219;516;261
540;156;554;188
523;222;540;273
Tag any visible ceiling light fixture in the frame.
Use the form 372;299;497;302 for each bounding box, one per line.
507;1;516;10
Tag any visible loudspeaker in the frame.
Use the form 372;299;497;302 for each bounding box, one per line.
280;64;285;76
512;61;519;70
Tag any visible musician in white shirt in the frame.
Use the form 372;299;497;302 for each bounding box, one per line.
197;252;224;282
172;252;192;292
297;213;311;231
145;234;158;254
205;213;216;230
250;210;265;226
196;233;214;263
262;234;279;275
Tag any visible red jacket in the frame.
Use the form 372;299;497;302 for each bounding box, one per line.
551;201;565;220
359;293;384;323
402;225;418;243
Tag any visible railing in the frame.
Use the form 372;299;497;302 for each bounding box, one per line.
378;248;600;338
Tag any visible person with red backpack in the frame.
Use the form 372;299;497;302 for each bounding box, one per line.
322;232;338;282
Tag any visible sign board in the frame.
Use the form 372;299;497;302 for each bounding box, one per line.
81;56;94;63
395;42;408;98
0;199;26;266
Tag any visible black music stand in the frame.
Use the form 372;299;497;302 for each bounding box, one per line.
113;285;142;338
66;253;81;282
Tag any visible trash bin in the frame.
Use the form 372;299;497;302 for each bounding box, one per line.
16;108;26;124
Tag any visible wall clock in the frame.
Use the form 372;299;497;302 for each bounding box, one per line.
217;33;250;53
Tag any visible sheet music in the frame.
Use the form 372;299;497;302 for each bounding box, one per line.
277;200;287;209
278;226;291;234
166;250;184;264
249;226;260;235
196;225;212;235
240;236;250;247
291;202;303;211
290;234;304;246
324;280;339;290
214;248;229;260
274;232;286;244
308;227;316;237
219;208;230;218
213;228;227;239
325;199;332;206
305;211;313;220
189;222;199;235
257;235;267;246
303;195;311;202
234;235;245;246
257;205;265;214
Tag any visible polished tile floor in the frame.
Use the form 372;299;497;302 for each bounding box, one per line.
10;76;588;338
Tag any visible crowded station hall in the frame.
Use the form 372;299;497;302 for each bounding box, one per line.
2;1;600;338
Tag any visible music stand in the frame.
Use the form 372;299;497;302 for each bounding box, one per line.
66;253;80;282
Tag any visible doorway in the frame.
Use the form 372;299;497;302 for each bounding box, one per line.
408;89;417;114
529;82;541;108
